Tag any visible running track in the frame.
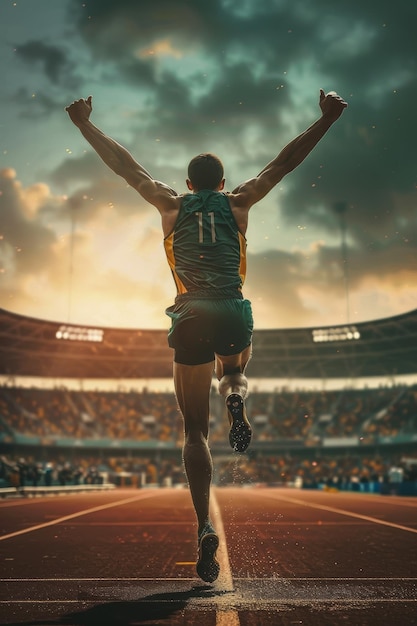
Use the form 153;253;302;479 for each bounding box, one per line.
1;487;416;625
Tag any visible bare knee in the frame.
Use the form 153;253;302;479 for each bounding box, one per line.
184;427;208;446
183;429;212;470
215;345;252;381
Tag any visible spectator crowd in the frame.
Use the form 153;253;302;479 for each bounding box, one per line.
1;384;416;444
1;384;416;493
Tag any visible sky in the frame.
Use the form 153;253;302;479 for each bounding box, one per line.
0;0;416;332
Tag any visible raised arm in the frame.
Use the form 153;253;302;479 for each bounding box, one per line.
231;89;347;208
65;96;178;211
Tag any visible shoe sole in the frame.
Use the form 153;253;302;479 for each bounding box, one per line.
196;532;220;583
227;393;252;453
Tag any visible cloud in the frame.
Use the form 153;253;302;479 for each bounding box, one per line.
9;32;84;119
0;168;60;274
0;168;173;327
244;236;417;329
62;0;416;218
2;0;416;329
0;168;72;318
51;156;157;225
15;40;70;83
1;165;415;330
9;87;67;120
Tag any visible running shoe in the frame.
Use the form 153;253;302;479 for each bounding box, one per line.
226;392;252;453
196;522;220;583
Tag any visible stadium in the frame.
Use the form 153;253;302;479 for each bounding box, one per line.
1;306;417;625
1;305;417;493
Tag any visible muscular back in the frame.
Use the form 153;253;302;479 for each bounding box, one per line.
163;190;247;297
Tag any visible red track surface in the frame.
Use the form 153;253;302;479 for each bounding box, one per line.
1;487;416;625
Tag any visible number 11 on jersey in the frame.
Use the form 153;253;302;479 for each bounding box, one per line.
195;211;216;243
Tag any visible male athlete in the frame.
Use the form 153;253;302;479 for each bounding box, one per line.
66;89;347;582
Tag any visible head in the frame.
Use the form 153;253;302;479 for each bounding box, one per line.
186;153;225;192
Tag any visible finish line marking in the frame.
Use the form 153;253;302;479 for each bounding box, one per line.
1;599;416;605
2;577;416;582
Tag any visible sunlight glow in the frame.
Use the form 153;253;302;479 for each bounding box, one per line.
136;39;183;60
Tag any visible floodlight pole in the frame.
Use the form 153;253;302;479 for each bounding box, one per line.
333;201;350;324
68;204;76;324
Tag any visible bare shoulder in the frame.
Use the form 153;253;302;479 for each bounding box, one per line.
134;177;179;211
226;192;250;235
159;194;183;238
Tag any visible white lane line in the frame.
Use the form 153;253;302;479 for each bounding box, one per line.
1;576;416;582
211;490;234;591
252;491;417;534
0;491;118;508
317;491;417;508
0;577;197;582
210;489;240;626
0;601;84;604
0;498;56;508
0;492;159;542
64;521;193;526
215;610;239;626
1;599;416;605
2;578;416;607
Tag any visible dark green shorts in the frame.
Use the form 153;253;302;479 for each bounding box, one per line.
166;297;253;365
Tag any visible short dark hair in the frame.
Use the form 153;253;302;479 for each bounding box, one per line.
187;153;224;191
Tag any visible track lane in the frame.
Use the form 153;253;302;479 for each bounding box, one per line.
0;491;163;542
0;487;416;625
249;489;417;534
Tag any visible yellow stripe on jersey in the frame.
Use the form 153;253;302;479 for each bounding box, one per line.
164;231;188;295
238;230;247;287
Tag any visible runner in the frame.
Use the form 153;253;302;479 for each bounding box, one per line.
66;88;347;582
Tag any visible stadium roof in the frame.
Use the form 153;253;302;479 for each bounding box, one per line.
0;307;416;380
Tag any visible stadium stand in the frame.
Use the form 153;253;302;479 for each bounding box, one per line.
1;307;417;379
1;307;417;495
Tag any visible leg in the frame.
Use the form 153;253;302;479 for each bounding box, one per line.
216;344;253;452
174;360;220;583
173;360;214;533
216;344;252;398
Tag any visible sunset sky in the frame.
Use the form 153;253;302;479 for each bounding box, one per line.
1;0;416;331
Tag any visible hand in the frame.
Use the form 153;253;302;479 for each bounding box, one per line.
65;96;93;126
319;89;347;122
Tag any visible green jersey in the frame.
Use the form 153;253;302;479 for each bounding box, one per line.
164;190;247;298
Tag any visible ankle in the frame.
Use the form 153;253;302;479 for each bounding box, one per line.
198;519;214;537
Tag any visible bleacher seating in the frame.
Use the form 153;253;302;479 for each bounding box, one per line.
1;384;416;493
